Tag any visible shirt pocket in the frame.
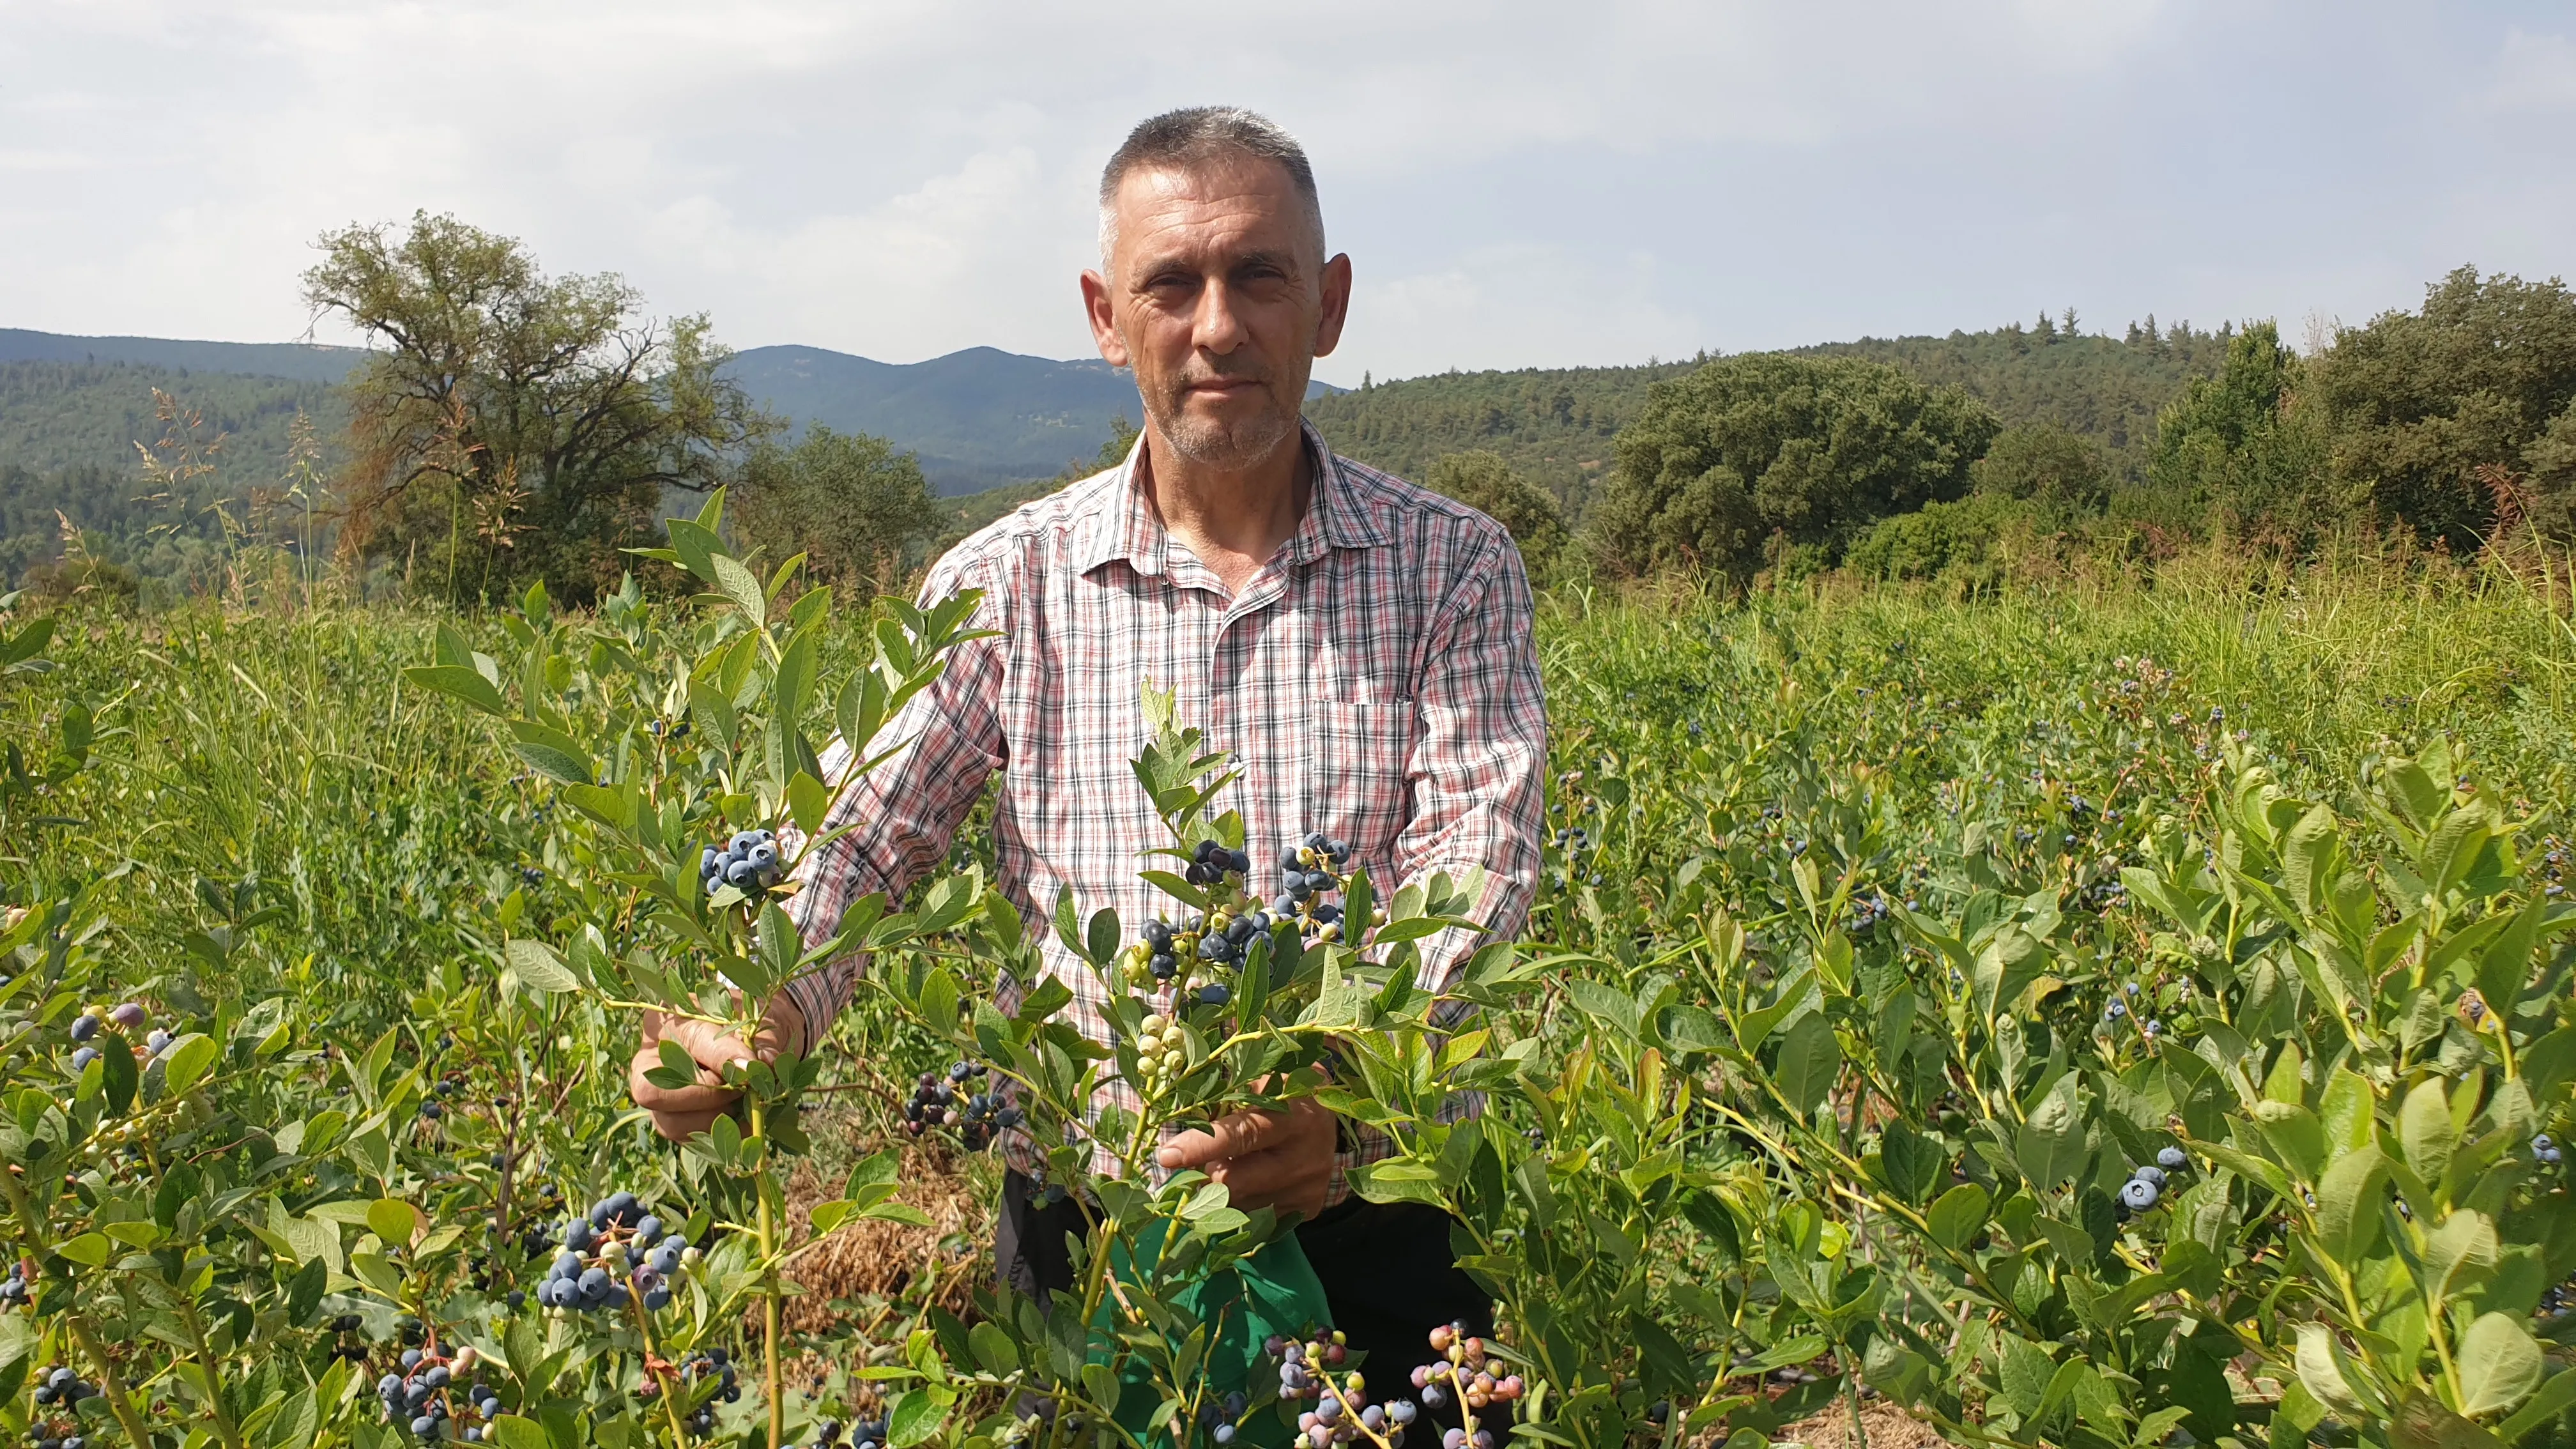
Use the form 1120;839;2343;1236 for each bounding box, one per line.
1308;700;1414;871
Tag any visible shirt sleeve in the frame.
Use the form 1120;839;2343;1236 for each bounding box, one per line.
779;549;1008;1052
1324;528;1547;1209
1394;527;1547;1008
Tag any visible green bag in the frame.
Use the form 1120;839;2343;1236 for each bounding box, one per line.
1087;1221;1334;1449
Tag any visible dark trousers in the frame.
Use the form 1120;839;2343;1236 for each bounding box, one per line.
997;1171;1493;1407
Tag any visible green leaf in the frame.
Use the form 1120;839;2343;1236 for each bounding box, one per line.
55;1232;110;1268
1875;1121;1943;1207
967;1321;1019;1376
2016;1074;2087;1190
2402;1081;2456;1193
505;939;581;994
367;1197;422;1247
402;665;510;716
162;1032;218;1094
712;553;770;628
490;1417;553;1449
664;518;723;583
2295;1323;2372;1418
2458;1312;2544;1418
1923;1183;1991;1251
100;1032;136;1115
508;720;595;786
2497;1367;2576;1443
2313;1144;2388;1269
1772;1013;1839;1119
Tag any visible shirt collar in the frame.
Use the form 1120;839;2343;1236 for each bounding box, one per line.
1076;418;1388;578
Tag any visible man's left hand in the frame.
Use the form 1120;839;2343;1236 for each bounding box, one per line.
1154;1098;1337;1221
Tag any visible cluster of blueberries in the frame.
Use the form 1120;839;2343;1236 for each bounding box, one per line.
801;1414;889;1449
2118;1147;2191;1215
675;1349;742;1436
2536;1133;2564;1168
1413;1321;1522;1434
533;1192;694;1314
29;1365;100;1449
66;1001;164;1075
376;1345;502;1442
1273;834;1358;942
701;829;784;898
1268;1331;1422;1449
2101;984;2164;1039
0;1257;30;1308
1846;893;1893;936
1183;838;1254;885
420;1070;471;1124
903;1061;1021;1150
1193;1393;1252;1446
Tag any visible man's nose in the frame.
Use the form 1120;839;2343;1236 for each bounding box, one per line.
1192;277;1247;355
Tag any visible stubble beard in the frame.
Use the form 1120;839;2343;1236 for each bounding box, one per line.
1141;368;1300;472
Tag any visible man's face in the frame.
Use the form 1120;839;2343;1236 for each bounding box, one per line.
1083;156;1351;473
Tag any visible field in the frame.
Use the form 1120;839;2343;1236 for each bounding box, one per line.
2;544;2573;1449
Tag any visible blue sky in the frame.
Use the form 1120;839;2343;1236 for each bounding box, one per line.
3;1;2571;385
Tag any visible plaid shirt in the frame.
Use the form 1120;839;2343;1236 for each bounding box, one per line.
782;421;1547;1206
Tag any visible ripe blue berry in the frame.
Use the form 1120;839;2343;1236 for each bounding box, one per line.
2119;1178;2159;1211
2156;1146;2187;1170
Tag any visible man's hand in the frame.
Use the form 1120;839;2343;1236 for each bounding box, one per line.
1154;1098;1338;1221
626;996;807;1143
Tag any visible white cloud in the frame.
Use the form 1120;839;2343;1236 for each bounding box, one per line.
0;0;2566;392
2484;27;2576;114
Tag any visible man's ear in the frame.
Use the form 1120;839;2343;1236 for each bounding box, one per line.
1082;269;1131;369
1312;253;1353;359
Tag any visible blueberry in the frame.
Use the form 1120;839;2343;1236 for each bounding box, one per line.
1227;848;1251;874
69;1015;101;1043
108;1002;146;1030
747;843;778;871
1276;847;1303;870
2119;1178;2159;1211
2157;1146;2188;1170
726;859;758;887
401;1349;423;1370
1304;871;1333;893
1199;984;1230;1007
2132;1164;2167;1188
70;1047;98;1071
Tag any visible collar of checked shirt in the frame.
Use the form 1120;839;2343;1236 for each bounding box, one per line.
1073;419;1389;588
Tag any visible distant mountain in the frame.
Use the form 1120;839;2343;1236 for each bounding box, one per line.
723;344;1341;494
721;344;1142;494
0;327;1330;496
0;328;366;386
1305;319;2234;520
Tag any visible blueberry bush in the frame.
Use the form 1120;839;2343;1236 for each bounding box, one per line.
4;549;2576;1449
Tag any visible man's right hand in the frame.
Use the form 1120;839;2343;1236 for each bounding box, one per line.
626;997;806;1142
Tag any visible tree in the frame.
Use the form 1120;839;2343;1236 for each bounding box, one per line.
1423;450;1568;577
1586;353;2000;581
732;426;944;597
2146;320;2325;532
2312;266;2576;549
1970;423;2112;509
303;211;769;603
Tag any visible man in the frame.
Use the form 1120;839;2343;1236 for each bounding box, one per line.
629;106;1545;1385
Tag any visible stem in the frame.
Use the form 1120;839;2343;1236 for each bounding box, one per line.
627;1294;696;1449
66;1309;159;1449
750;1096;783;1449
179;1293;251;1449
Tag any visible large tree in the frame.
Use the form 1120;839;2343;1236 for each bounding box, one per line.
1423;450;1568;578
304;211;769;602
2312;266;2576;549
2146;320;2327;533
731;426;944;598
1587;353;1999;581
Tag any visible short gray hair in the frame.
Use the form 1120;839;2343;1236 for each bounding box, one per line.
1097;106;1324;270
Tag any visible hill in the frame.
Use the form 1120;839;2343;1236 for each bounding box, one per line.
721;344;1144;494
0;327;365;385
1303;316;2233;517
0;359;342;484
